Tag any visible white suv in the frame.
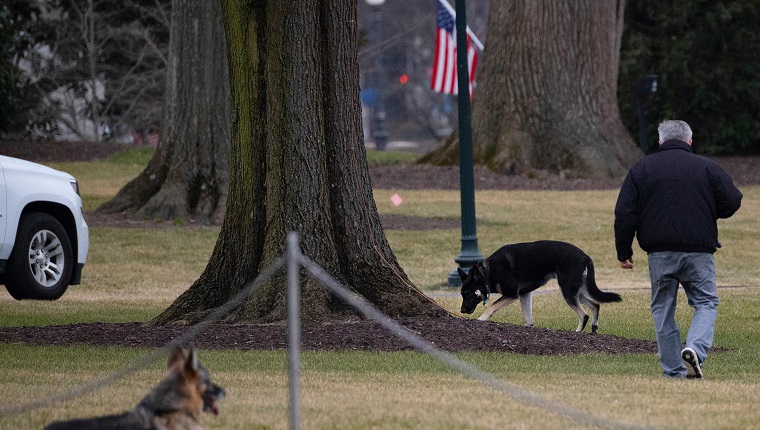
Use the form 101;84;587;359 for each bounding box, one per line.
0;155;89;300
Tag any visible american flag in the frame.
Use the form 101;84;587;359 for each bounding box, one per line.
430;0;482;97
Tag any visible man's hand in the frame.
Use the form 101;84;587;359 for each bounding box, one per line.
620;258;634;269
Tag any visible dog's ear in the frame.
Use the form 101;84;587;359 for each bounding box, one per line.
185;347;200;374
457;267;468;282
167;346;186;370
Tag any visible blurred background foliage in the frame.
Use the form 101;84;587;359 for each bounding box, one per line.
2;0;759;155
618;0;760;155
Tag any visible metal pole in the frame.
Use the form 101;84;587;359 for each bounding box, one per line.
448;0;483;287
635;74;657;155
286;232;301;430
371;3;389;150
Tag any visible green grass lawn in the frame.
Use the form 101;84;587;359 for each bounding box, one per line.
1;148;759;429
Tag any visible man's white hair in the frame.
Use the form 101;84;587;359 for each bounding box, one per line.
658;120;692;143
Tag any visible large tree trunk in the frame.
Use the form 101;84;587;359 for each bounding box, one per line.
153;0;446;325
420;0;642;178
96;0;229;223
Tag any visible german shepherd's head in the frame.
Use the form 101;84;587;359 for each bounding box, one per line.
45;347;226;430
143;346;227;422
44;347;226;430
458;261;490;314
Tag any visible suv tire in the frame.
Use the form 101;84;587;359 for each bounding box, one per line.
4;213;73;300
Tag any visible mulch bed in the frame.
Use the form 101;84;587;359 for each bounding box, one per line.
0;317;657;354
2;138;756;355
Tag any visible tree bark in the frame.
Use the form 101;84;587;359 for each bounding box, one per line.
96;0;229;223
153;0;446;325
420;0;642;178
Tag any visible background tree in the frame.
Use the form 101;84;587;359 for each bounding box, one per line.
0;1;42;133
17;0;168;143
420;0;642;179
96;0;229;222
619;0;760;154
153;0;446;325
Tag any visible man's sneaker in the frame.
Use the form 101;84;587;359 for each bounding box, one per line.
682;347;703;379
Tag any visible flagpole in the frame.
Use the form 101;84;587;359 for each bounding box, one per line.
437;0;484;50
447;0;483;287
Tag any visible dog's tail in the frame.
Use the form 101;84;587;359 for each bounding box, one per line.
585;258;622;303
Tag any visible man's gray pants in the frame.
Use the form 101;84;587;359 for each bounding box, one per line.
648;252;719;378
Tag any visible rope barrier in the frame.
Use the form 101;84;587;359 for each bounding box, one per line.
3;236;652;430
0;256;284;417
297;252;653;430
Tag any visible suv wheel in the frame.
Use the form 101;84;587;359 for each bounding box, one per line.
4;213;73;300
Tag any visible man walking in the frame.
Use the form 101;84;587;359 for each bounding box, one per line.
614;120;742;378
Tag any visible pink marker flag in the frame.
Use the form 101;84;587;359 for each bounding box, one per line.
390;193;404;206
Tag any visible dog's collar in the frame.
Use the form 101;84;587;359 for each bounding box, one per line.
480;261;492;305
485;280;502;296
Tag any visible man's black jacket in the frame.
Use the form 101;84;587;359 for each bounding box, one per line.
614;139;743;261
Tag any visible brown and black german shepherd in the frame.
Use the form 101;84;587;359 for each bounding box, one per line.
44;346;225;430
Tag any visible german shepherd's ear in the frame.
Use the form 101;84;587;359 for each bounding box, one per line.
185;347;199;374
167;346;186;370
457;267;468;282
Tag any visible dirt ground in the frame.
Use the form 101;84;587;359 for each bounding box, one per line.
1;138;757;355
0;318;657;354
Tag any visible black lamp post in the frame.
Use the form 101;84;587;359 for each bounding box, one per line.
635;74;658;154
367;0;389;151
447;0;483;287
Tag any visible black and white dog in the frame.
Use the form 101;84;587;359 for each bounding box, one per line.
458;240;622;333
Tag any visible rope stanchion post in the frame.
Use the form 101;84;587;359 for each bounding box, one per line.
286;232;301;430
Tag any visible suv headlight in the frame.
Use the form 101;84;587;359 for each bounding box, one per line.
70;180;80;196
